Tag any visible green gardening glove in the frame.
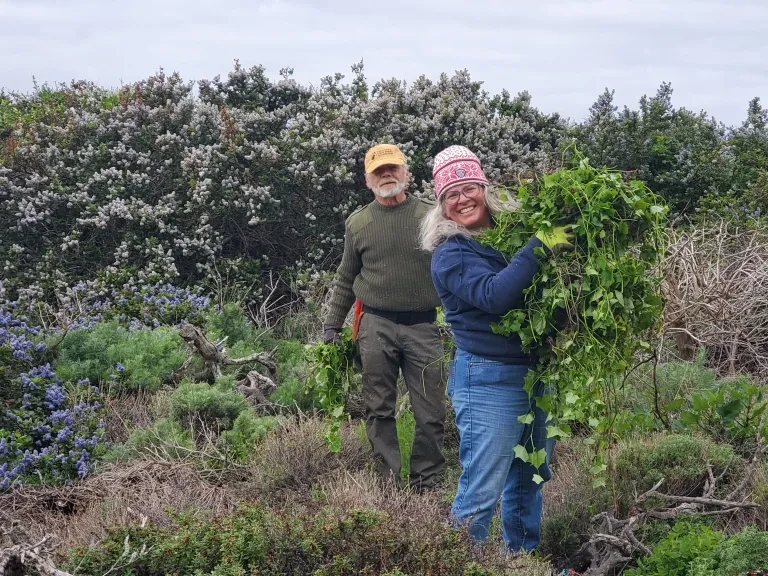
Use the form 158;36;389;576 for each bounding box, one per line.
535;225;574;253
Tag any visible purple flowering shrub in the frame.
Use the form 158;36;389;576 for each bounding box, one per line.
1;309;105;489
53;281;213;331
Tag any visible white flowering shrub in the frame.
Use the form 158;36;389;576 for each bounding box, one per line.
0;63;565;309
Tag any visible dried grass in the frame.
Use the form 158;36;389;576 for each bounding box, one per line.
103;389;172;444
315;468;553;575
245;416;370;499
0;460;235;551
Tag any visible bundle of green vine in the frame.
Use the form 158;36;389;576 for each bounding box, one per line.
305;327;358;452
482;155;668;486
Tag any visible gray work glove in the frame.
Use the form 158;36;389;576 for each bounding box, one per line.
323;327;342;345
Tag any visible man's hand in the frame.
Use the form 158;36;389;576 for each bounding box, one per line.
323;327;342;345
535;225;574;254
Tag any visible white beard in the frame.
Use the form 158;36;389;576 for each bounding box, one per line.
373;181;406;199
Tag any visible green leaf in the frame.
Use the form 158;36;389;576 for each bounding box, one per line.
650;205;664;214
513;445;529;463
565;391;579;405
547;425;570;439
691;394;709;412
717;399;744;422
532;474;545;485
592;476;607;489
528;448;548;469
518;413;535;425
663;398;685;411
331;405;345;418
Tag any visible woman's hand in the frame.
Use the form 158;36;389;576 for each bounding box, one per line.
535;225;574;254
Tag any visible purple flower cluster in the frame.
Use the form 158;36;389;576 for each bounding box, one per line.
1;309;105;490
56;282;212;331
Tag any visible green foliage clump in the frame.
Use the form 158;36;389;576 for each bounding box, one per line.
170;380;250;432
305;327;358;452
613;433;741;511
627;523;768;576
270;338;316;411
206;302;260;350
55;321;185;392
705;528;768;576
65;506;518;576
218;411;281;463
625;520;724;576
482;155;667;483
110;418;195;461
674;375;767;456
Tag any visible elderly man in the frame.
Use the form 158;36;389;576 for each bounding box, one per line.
323;143;446;491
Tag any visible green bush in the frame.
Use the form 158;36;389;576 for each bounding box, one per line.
218;411;282;463
707;528;768;576
612;433;742;511
625;520;723;576
609;355;718;438
205;303;259;348
55;321;186;392
107;418;195;461
65;506;516;576
170;380;250;433
270;338;317;411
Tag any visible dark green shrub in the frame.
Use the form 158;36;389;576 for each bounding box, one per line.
708;528;768;576
55;321;186;392
539;504;591;560
205;303;259;348
170;380;249;432
270;338;317;411
218;411;282;463
625;520;723;576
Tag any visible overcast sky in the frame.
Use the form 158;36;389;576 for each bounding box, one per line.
2;0;767;126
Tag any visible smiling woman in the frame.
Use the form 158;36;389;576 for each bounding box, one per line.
422;145;572;553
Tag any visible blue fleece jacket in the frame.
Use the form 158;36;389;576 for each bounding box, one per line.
431;235;545;364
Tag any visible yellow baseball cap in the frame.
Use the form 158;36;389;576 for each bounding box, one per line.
364;144;406;174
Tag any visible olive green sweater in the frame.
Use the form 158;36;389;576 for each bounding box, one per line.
324;195;442;329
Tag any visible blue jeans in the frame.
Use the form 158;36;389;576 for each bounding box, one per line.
448;349;553;551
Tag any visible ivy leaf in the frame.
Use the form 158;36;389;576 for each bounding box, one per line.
513;445;529;463
532;474;545;485
547;425;570;439
528;448;548;469
518;413;535;425
592;476;607;489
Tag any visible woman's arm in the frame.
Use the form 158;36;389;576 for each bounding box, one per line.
432;238;543;315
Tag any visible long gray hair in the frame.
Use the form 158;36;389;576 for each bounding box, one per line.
420;185;519;252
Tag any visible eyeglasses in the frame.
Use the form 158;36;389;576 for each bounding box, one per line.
442;184;483;205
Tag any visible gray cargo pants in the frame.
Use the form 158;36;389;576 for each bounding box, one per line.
356;311;447;490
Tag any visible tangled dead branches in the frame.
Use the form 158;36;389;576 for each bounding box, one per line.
663;223;768;380
1;510;73;576
179;323;277;381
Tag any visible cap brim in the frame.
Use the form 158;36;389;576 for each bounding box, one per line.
365;158;405;174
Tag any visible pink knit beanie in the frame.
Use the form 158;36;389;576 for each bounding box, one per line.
432;145;489;199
